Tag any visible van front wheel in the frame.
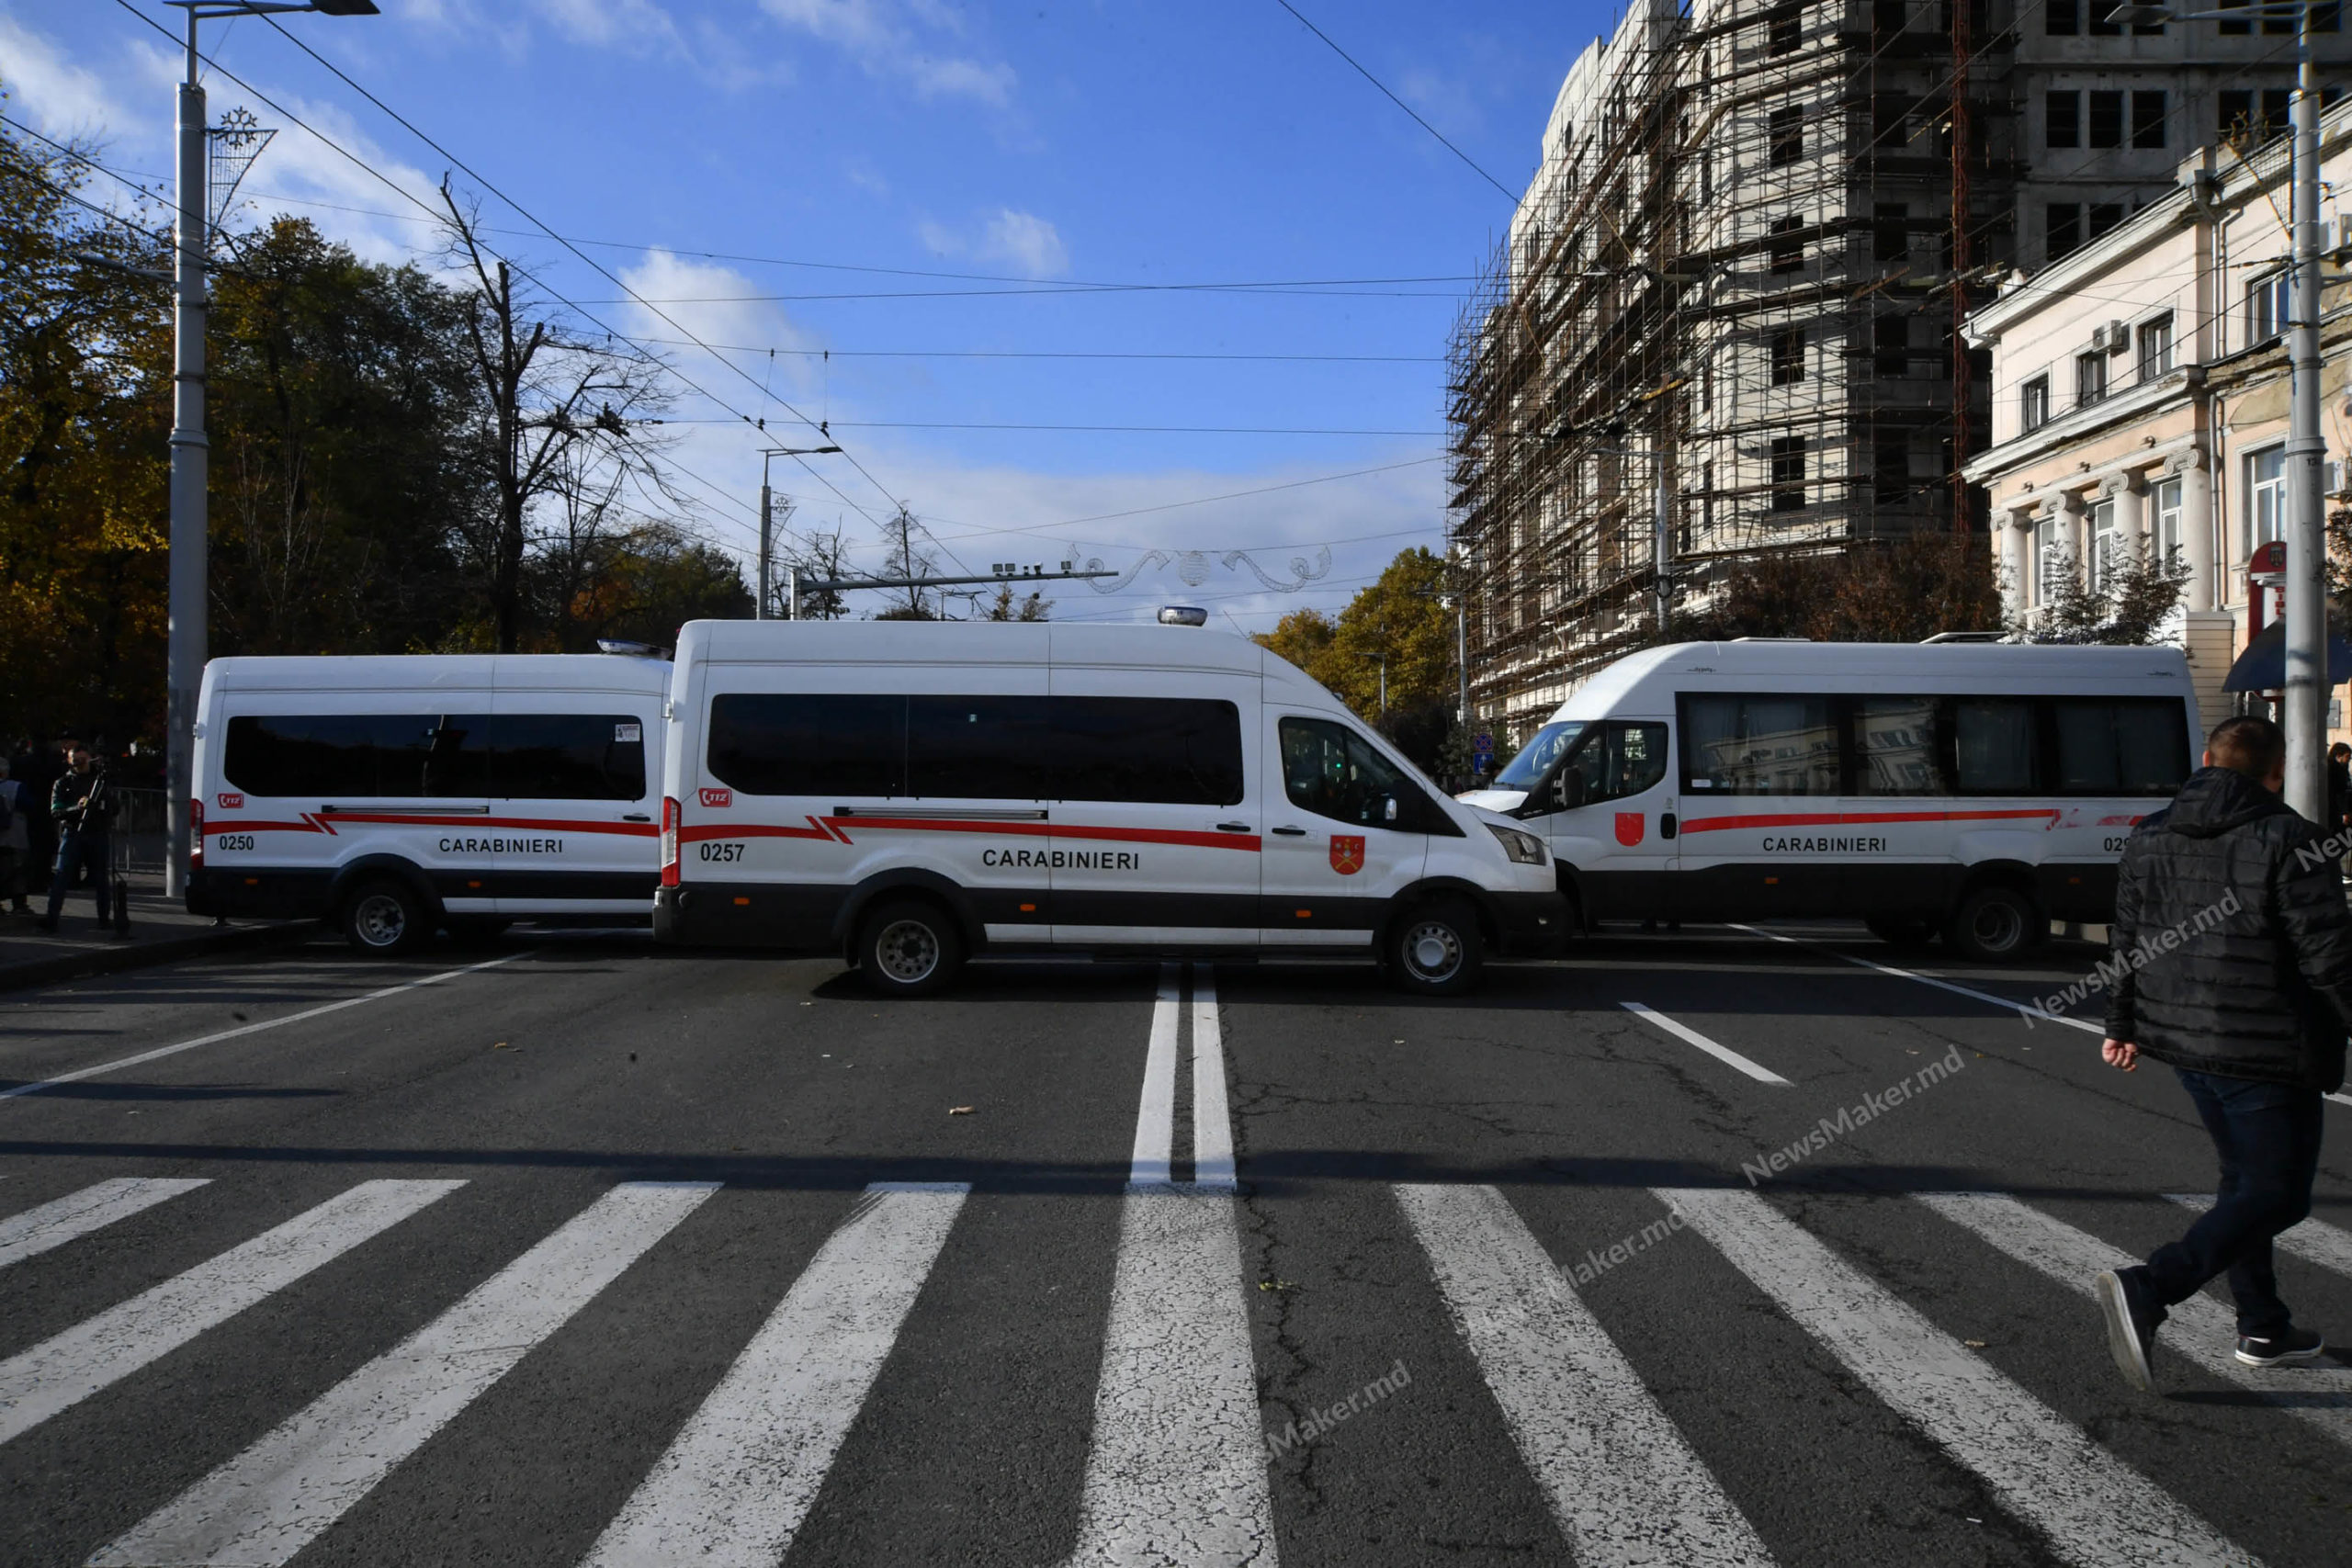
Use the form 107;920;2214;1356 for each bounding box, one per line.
855;897;964;998
1388;898;1484;996
1943;886;2041;963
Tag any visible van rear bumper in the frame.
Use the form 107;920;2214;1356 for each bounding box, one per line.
1487;890;1571;958
654;883;842;951
187;867;335;920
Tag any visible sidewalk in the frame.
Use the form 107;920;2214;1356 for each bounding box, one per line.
0;876;313;992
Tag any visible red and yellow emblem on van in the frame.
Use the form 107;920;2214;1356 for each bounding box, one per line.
1615;811;1645;847
1329;834;1365;875
698;787;732;809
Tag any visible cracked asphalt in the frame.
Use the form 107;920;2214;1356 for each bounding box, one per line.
1;921;2347;1566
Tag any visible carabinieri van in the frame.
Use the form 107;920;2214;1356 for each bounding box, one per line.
189;653;670;952
653;620;1563;994
1459;640;2199;961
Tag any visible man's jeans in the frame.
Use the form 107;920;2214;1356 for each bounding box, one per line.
44;832;110;924
2143;1067;2325;1337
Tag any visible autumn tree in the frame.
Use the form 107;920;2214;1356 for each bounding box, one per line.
1684;532;2004;643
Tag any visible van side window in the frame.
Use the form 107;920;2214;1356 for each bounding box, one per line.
1954;698;2041;793
1278;717;1460;835
224;714;489;798
909;696;1057;799
709;694;907;797
1550;721;1668;808
491;715;647;800
2051;697;2189;795
1050;697;1244;806
1853;697;1951;795
1680;695;1838;795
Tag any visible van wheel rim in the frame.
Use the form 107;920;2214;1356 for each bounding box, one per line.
353;894;407;948
1971;903;2022;953
1405;921;1462;981
876;919;940;984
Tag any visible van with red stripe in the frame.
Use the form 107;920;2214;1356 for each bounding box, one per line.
1459;641;2199;960
654;620;1563;994
189;653;669;952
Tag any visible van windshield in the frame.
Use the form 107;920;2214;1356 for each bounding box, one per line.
1493;721;1584;790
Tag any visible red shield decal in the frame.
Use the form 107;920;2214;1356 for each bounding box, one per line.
1614;811;1645;847
1329;835;1366;875
698;786;733;809
216;792;243;811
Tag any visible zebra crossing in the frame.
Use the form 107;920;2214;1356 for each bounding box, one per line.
0;1164;2343;1565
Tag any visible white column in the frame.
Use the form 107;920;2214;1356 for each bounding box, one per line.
2110;474;2146;558
2179;450;2217;612
1999;511;2032;623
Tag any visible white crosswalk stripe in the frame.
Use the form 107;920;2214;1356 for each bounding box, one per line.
1663;1185;2257;1568
2164;1192;2352;1280
1917;1190;2352;1449
0;1179;462;1449
583;1182;966;1568
0;1179;209;1272
91;1180;718;1568
1397;1183;1774;1568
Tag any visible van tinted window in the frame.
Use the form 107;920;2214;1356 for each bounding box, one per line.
705;694;1246;806
1682;694;1839;795
1278;717;1459;834
1954;699;2041;793
223;714;489;798
492;715;646;800
2052;697;2189;794
1854;697;1949;795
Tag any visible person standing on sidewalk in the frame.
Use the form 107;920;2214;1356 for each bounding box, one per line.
0;758;28;914
2097;714;2351;1390
38;742;119;935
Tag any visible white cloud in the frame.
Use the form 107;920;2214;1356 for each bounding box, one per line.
919;207;1068;278
528;0;682;52
0;13;139;138
758;0;1014;107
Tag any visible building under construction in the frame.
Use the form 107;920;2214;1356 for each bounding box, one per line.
1449;0;2352;740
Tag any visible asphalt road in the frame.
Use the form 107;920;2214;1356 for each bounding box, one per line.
0;922;2346;1567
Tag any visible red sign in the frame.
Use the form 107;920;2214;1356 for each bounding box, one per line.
1329;834;1365;875
216;792;243;811
1615;811;1645;847
698;787;733;809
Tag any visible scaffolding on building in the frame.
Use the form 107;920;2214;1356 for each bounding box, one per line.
1448;0;2015;739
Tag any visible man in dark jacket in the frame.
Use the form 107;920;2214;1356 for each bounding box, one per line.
2097;715;2352;1391
37;742;117;934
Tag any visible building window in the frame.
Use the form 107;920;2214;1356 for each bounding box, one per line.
1770;329;1805;385
2248;446;2288;547
2319;1;2345;31
2153;476;2184;562
2076;350;2109;407
2048;204;2083;259
2047;0;2079;32
1875;433;1909;503
2088;202;2124;241
2035;518;2068;603
2088;90;2125;148
2137;313;2174;381
2089;0;2123;31
2247;269;2290;342
2047;90;2081;149
2219;0;2250;31
2222;88;2292;142
2087;499;2120;595
1769;105;1803;165
1876;316;1910;378
1769;3;1801;53
2022;375;2052;432
2132;91;2167;149
1874;201;1908;261
1770;436;1807;512
1875;0;1907;33
1769;216;1805;273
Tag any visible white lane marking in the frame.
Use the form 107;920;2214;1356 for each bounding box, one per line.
1061;1186;1274;1568
1729;924;2098;1032
2164;1193;2352;1279
1918;1190;2352;1448
1396;1184;1773;1568
1662;1186;2256;1568
0;1179;209;1272
0;1179;462;1447
582;1183;966;1568
1619;1002;1792;1086
0;952;529;1101
1128;965;1182;1187
91;1181;718;1568
1192;970;1236;1192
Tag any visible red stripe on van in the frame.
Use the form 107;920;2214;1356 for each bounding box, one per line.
679;818;837;843
1679;807;2063;834
679;816;1261;852
242;814;657;837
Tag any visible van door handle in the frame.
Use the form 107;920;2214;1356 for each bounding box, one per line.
623;813;652;823
1216;822;1252;833
1271;825;1309;837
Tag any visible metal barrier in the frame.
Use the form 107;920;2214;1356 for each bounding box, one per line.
107;786;169;881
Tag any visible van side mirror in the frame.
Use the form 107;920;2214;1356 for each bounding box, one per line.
1555;772;1586;810
1382;795;1400;824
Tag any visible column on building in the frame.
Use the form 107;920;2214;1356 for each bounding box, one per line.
2108;473;2145;569
2176;448;2215;613
1999;508;2034;624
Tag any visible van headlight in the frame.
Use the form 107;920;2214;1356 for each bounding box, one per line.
1485;822;1547;865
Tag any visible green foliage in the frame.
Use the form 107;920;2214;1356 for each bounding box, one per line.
1681;532;2005;644
2012;541;2190;646
1252;547;1456;723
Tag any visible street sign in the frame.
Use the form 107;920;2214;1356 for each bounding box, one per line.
1472;731;1495;755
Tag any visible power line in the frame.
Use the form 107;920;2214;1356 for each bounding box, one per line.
639;342;1443;363
564;285;1462;303
666;419;1446;435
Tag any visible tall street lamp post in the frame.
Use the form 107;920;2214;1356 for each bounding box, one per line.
2112;0;2327;818
755;445;841;619
159;0;376;898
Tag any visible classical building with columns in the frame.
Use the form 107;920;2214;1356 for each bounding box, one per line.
1964;97;2352;742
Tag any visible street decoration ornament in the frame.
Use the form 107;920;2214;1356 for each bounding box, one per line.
1329;835;1366;875
1615;812;1645;847
1081;546;1335;594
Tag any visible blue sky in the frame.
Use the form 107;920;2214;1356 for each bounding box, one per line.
4;0;1611;627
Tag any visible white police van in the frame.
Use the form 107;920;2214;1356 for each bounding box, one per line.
1461;641;2199;960
190;653;669;952
653;619;1563;995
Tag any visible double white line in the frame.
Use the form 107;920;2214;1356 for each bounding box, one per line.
1129;964;1237;1190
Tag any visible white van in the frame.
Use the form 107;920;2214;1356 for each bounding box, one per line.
1461;641;2199;960
653;620;1563;994
190;653;669;952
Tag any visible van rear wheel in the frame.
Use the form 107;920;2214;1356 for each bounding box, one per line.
1388;897;1483;996
342;878;429;956
1943;886;2041;963
855;897;964;998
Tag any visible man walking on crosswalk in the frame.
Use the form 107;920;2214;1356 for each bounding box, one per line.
2096;714;2351;1391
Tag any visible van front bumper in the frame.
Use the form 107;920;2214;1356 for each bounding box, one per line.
1488;890;1571;958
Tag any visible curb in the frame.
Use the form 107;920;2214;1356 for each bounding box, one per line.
0;919;320;994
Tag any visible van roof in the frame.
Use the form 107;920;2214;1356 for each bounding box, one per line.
1555;640;2193;717
204;654;671;695
679;618;1277;680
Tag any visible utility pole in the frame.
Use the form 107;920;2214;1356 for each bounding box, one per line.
2284;0;2328;823
754;444;839;619
160;0;376;900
